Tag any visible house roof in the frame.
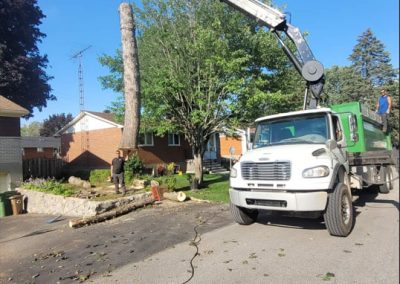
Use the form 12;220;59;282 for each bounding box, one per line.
0;96;29;117
22;137;61;148
55;111;123;136
86;111;118;123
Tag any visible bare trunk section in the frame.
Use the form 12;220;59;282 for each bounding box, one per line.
119;3;140;151
193;151;204;187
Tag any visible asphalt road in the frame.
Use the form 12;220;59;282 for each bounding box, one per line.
92;177;399;284
0;202;232;283
0;170;398;284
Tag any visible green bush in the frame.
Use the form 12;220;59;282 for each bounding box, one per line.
166;162;176;175
22;178;77;197
155;175;177;192
89;169;110;184
125;154;144;176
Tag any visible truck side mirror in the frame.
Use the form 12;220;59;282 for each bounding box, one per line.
326;139;337;151
348;114;358;142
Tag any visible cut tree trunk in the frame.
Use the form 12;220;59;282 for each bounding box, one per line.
69;197;154;228
163;191;187;202
193;152;203;187
119;3;141;150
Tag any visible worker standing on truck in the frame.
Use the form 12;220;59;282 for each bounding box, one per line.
376;88;392;133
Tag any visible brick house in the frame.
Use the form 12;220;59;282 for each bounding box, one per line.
0;96;29;192
56;111;195;172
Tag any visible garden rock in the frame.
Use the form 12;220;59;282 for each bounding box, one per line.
68;176;92;189
132;179;149;190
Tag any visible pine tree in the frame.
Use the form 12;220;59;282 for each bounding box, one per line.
349;28;396;86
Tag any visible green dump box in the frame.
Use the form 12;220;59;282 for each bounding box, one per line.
331;102;392;153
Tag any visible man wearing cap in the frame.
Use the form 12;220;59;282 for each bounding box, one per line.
111;150;126;195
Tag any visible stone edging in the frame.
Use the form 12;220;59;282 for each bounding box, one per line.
16;188;152;217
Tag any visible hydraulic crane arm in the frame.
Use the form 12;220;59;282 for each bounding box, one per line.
221;0;325;109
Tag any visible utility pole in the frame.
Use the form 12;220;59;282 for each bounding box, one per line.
71;45;92;111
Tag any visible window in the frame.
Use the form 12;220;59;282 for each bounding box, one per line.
37;147;44;152
168;133;180;146
139;132;154;146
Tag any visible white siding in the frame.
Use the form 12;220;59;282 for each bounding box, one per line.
64;115;120;134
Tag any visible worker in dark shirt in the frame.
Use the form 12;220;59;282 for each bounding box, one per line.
111;150;126;195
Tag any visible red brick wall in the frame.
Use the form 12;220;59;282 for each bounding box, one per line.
23;148;55;160
61;128;193;170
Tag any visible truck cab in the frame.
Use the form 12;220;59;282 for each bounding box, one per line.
230;108;347;211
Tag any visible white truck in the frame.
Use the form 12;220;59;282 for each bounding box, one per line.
222;0;396;237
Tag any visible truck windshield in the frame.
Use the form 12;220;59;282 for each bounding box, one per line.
253;114;329;148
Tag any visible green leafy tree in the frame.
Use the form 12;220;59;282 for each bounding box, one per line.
40;113;73;137
324;65;374;106
0;0;54;117
349;28;396;87
21;121;43;137
99;0;301;185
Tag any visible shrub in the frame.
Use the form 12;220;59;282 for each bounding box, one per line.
154;175;177;192
89;169;110;184
125;154;144;176
166;162;176;175
22;178;77;197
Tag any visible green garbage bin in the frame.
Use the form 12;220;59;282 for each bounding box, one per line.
0;192;13;217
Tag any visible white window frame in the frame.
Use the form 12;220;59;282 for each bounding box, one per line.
139;132;154;146
168;133;180;146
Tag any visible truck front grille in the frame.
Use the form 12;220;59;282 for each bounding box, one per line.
241;162;291;181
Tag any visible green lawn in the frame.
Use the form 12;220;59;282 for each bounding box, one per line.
174;173;230;203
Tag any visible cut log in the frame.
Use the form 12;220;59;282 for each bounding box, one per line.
163;191;187;202
69;197;154;228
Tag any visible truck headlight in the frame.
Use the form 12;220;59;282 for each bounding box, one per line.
230;167;237;178
302;166;329;178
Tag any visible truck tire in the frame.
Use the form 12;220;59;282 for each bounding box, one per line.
379;166;390;194
230;202;258;225
324;183;353;237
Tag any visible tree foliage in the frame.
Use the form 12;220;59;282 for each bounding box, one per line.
21;121;42;137
99;0;301;184
40;113;73;137
0;0;54;117
349;28;396;87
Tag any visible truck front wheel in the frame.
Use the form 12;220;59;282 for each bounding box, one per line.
230;203;258;225
324;183;354;237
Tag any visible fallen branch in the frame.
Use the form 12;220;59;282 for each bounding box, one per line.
69;197;155;228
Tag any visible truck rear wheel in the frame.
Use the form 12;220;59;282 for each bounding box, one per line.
324;183;353;237
379;166;390;194
230;203;258;225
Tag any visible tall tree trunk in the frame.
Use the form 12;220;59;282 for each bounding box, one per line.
119;3;140;151
193;149;204;188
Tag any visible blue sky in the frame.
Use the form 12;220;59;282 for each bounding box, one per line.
27;0;399;124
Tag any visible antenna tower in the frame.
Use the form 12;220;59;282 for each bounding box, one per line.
71;45;92;111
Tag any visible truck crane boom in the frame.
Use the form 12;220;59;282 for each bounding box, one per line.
221;0;325;109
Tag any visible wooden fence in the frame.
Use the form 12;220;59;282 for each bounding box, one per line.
23;158;66;180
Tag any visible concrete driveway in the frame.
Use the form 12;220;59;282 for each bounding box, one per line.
92;177;399;284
